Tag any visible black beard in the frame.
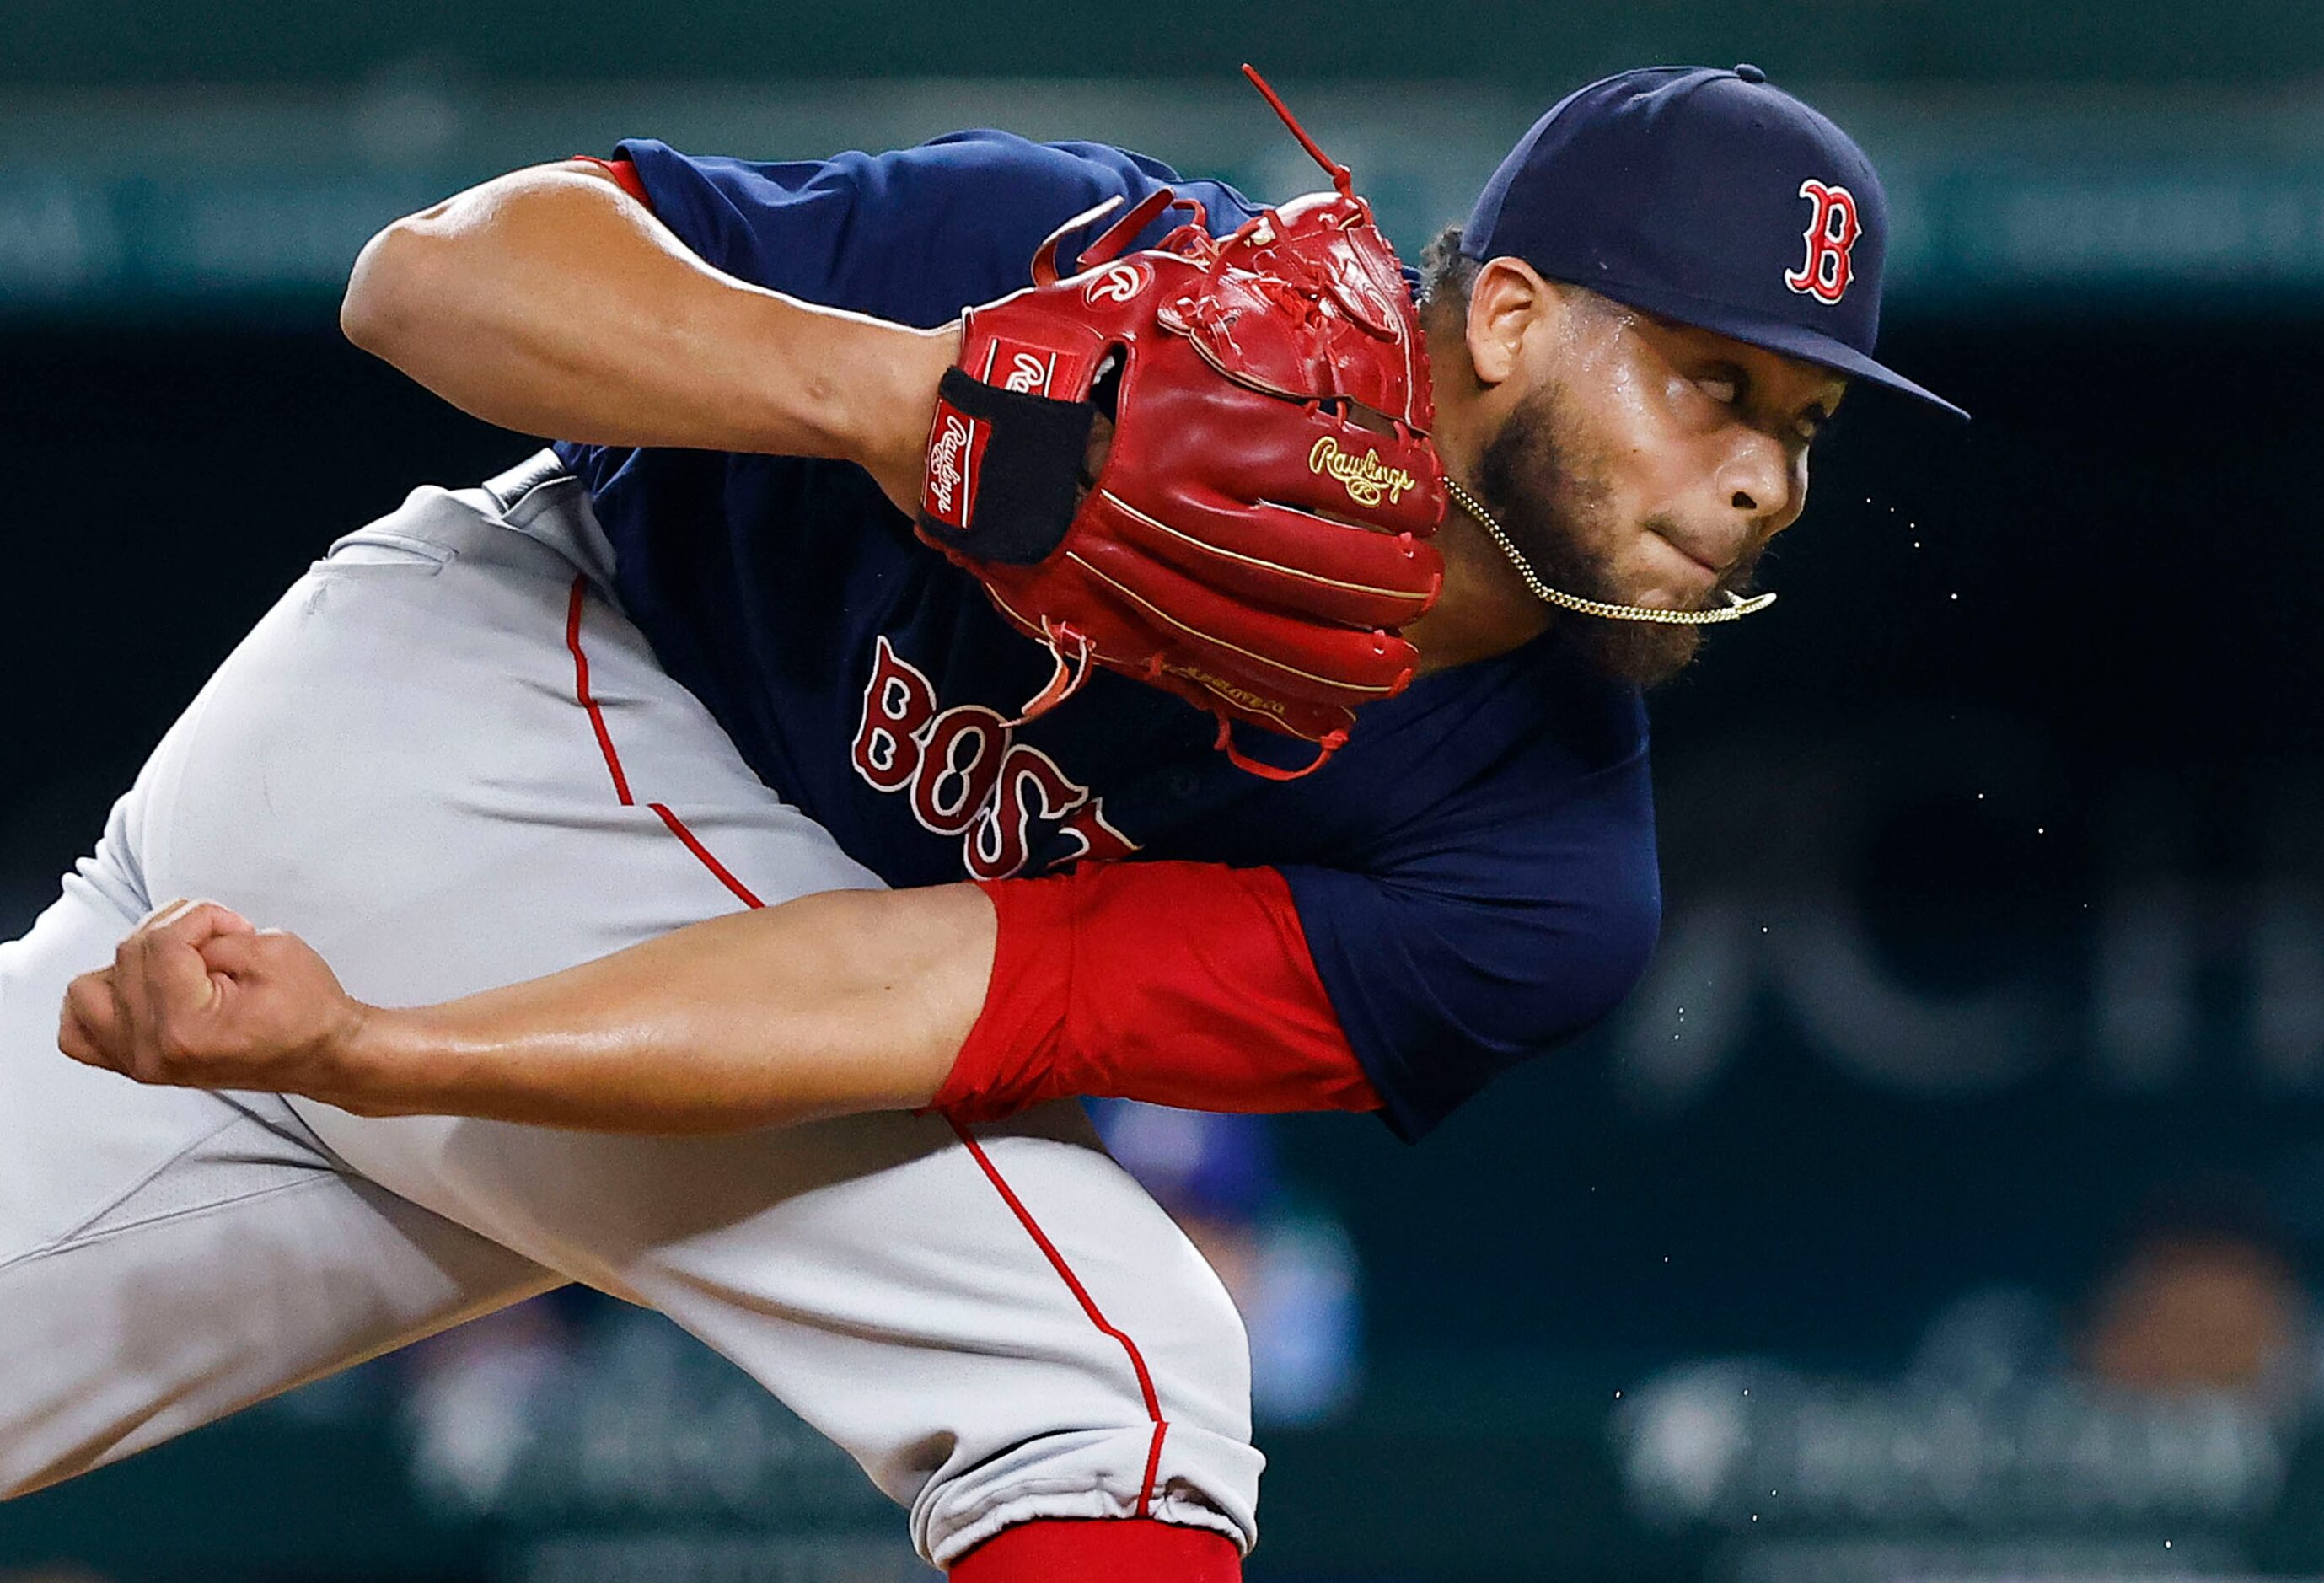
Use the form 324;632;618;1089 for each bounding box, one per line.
1473;384;1764;689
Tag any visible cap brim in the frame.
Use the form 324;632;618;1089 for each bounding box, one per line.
1577;277;1971;422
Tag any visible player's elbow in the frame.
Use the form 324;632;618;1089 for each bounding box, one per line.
341;217;438;361
1498;894;1665;1056
1549;903;1663;1052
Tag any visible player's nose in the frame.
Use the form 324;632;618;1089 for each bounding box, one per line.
1716;430;1799;537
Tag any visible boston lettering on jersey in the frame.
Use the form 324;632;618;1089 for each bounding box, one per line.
553;131;1663;1140
851;635;1137;879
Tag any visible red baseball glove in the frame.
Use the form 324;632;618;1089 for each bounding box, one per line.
915;67;1446;780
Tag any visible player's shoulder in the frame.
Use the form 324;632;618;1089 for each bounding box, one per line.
615;129;1258;318
627;127;1233;217
1342;631;1651;825
899;129;1180;183
867;130;1260;239
850;131;1173;226
1268;632;1658;920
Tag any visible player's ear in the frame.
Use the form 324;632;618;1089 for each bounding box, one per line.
1463;256;1546;389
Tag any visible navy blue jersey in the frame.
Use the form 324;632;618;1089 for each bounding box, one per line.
552;131;1661;1140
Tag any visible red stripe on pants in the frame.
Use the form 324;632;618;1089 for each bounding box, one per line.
562;574;1176;1530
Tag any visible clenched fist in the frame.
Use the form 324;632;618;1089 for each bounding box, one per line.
57;899;387;1110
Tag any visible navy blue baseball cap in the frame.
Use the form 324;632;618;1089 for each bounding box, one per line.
1463;64;1967;421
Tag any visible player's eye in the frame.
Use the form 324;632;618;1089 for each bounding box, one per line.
1695;375;1740;405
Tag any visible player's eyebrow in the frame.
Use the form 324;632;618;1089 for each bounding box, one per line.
1715;363;1846;443
1634;309;1848;427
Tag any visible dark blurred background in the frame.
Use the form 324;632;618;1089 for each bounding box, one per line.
8;3;2324;1580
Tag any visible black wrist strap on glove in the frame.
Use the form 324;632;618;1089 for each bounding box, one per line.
916;368;1096;567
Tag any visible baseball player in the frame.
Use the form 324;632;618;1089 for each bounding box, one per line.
3;65;1961;1579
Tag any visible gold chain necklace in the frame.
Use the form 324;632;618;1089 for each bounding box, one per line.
1445;477;1777;626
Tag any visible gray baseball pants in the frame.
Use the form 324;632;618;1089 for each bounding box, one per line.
0;459;1259;1566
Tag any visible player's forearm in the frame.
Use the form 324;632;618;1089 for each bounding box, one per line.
343;887;995;1133
342;164;953;478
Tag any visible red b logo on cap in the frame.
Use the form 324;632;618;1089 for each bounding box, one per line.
1785;179;1860;305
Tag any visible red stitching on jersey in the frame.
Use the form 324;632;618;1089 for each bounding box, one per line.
948;1117;1169;1517
566;577;635;807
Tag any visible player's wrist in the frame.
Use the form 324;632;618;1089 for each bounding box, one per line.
326;1003;439;1118
735;303;955;516
857;320;961;516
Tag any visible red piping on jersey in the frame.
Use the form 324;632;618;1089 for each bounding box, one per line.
948;1117;1169;1517
563;572;1164;1516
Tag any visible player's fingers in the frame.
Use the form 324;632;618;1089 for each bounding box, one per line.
196;929;280;982
145;899;255;953
135;897;201;936
115;903;252;1080
113;898;201;1026
191;904;258;940
112;926;164;1047
134;901;245;1005
134;923;223;1027
58;971;125;1071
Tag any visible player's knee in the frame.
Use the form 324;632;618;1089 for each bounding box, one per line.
1159;1264;1257;1443
0;1436;71;1503
0;1382;69;1499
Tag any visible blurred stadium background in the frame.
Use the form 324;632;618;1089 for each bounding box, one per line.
8;3;2324;1579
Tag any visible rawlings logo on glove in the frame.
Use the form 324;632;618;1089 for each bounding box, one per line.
913;64;1446;781
1309;437;1420;507
924;407;982;526
1000;350;1055;393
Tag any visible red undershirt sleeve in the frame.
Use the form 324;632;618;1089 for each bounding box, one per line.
571;154;655;211
934;861;1382;1124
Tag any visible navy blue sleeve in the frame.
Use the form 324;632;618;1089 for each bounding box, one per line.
553;132;1262;529
550;132;1261;631
609;131;1260;327
1279;746;1663;1143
